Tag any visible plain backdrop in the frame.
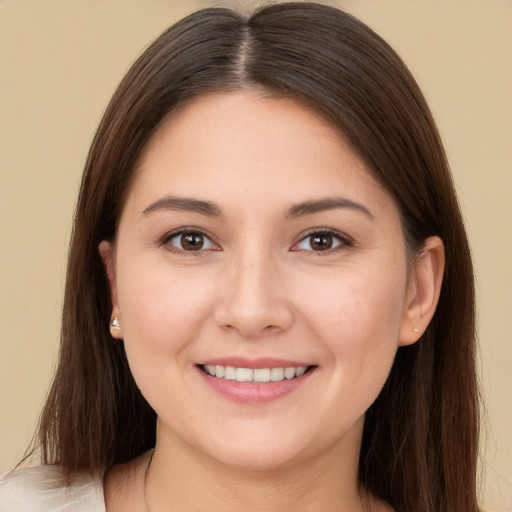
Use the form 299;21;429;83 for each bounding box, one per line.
0;1;511;509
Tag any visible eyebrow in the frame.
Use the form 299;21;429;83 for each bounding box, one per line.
286;197;375;220
141;195;374;221
142;196;223;217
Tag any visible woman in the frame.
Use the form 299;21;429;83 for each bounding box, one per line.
0;2;480;511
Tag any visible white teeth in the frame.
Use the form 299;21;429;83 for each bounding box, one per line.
295;366;306;377
203;365;308;382
284;367;296;379
224;366;236;380
235;368;253;382
253;368;271;383
270;367;285;381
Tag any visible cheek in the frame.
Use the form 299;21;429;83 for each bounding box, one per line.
295;267;406;386
298;268;406;336
115;261;219;416
116;260;215;360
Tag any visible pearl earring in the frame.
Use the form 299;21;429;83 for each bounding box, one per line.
110;318;121;330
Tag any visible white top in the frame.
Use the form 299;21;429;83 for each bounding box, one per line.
0;465;105;511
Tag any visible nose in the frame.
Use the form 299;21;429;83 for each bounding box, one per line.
214;251;294;339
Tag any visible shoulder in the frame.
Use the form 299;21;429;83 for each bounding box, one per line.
0;465;105;512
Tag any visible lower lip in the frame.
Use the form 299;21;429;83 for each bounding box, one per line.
197;367;314;404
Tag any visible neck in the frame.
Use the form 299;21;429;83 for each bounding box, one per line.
145;422;372;512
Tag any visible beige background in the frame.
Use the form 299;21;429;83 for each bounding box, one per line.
1;0;510;509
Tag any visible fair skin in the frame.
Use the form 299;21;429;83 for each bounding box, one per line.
100;92;444;512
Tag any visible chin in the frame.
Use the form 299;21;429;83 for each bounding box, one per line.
207;444;309;473
195;420;358;474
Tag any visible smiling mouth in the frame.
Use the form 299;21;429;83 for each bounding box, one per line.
200;364;314;383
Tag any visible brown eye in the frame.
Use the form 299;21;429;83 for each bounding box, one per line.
293;230;348;253
181;233;204;250
310;234;333;251
166;231;217;252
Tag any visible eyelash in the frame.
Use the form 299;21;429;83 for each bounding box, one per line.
291;229;352;255
161;228;220;255
161;228;352;255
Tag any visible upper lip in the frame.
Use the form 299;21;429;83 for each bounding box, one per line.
196;357;313;369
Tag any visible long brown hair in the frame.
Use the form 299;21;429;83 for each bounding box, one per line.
37;3;479;510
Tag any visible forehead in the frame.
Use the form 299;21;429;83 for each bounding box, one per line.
125;91;396;220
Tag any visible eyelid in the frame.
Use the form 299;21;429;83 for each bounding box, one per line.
161;227;221;253
290;228;353;253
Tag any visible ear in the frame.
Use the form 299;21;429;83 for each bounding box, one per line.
399;236;445;346
98;240;123;340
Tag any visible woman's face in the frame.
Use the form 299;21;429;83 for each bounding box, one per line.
101;92;421;471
